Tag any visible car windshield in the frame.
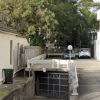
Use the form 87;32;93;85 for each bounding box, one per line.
65;50;69;53
81;49;89;52
64;50;74;54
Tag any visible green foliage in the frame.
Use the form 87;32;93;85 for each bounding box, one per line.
0;0;100;47
77;0;100;9
28;26;36;35
0;0;58;46
81;34;91;47
29;34;44;46
0;90;9;99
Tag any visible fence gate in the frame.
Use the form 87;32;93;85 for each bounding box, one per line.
35;71;69;99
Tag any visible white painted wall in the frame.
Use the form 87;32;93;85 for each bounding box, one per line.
0;30;44;84
0;30;29;83
94;10;100;61
97;32;100;40
97;10;100;21
13;36;29;74
94;40;100;61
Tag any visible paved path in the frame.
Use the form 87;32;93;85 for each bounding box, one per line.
70;58;100;100
74;58;100;71
70;72;100;100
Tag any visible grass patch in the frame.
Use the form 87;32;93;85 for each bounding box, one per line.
27;78;30;80
0;90;9;99
17;85;22;89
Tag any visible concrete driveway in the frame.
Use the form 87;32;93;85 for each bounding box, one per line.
46;57;100;71
72;58;100;100
46;57;100;100
74;58;100;72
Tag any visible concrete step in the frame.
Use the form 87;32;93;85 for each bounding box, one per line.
28;98;60;100
29;98;61;100
27;96;62;100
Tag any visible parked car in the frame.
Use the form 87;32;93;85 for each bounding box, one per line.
79;48;91;58
63;50;76;59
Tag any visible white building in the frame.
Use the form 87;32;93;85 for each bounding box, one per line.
94;10;100;61
0;22;29;84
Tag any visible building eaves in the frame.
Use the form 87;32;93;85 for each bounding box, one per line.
0;22;18;35
17;34;27;39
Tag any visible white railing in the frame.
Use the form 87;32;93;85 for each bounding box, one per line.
27;59;69;69
26;57;79;95
70;60;78;95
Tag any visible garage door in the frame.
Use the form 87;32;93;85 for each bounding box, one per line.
35;72;69;99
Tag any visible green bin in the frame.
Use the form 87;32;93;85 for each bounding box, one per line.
3;68;13;84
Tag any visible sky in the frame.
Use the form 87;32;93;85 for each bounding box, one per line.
93;0;100;2
89;0;100;12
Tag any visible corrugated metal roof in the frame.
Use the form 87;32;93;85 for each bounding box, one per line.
0;22;18;34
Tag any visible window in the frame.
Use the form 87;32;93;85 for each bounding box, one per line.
10;40;13;64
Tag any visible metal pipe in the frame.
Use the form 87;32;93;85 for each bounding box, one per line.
69;50;71;62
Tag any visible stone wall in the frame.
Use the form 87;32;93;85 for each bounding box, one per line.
1;75;35;100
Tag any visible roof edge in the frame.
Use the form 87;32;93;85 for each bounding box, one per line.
0;30;18;36
0;28;18;34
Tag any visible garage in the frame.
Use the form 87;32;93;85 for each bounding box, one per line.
35;71;70;99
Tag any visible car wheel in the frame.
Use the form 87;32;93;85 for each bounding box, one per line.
89;57;91;59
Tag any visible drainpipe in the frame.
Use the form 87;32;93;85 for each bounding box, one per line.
29;38;30;46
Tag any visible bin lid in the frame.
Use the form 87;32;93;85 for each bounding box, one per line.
3;68;13;70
